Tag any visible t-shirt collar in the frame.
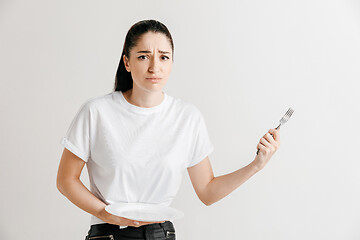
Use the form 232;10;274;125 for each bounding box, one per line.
116;90;168;114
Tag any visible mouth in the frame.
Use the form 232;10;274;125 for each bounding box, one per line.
146;78;162;83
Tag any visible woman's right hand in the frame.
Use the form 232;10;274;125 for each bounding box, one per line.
98;207;166;228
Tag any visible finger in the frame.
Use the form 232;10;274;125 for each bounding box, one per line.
133;220;149;226
134;221;149;226
120;217;134;226
257;142;267;153
264;132;276;145
269;128;280;143
124;218;140;226
140;221;160;224
135;220;165;227
260;137;272;148
261;135;277;152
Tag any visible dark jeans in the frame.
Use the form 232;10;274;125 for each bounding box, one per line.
85;221;176;240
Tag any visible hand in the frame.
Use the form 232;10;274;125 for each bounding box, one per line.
252;128;280;171
98;207;166;228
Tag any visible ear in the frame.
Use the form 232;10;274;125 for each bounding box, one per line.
123;55;130;72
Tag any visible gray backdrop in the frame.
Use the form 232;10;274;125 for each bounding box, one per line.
1;0;359;239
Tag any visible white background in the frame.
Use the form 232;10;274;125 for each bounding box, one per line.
1;0;359;239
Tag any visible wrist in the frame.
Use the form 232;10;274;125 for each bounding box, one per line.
95;206;108;221
248;160;262;173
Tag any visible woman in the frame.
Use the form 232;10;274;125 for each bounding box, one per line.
56;19;280;240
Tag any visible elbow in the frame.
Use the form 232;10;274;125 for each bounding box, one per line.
56;176;79;194
202;189;214;206
56;175;69;195
56;177;64;194
201;198;213;206
200;190;214;206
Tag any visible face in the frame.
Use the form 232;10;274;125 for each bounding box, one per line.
123;32;173;93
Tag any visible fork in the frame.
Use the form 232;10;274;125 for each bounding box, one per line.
256;107;294;155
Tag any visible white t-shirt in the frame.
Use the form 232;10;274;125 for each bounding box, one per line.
60;90;214;228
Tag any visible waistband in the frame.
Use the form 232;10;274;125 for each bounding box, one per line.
90;221;174;231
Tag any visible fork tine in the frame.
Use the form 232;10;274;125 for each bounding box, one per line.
288;108;294;117
286;108;293;116
285;108;293;118
280;108;293;123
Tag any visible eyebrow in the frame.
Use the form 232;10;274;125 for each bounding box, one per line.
136;50;171;54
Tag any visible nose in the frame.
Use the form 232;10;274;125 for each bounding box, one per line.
148;56;160;73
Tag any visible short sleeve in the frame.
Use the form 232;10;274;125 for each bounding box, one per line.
60;101;92;162
187;110;214;168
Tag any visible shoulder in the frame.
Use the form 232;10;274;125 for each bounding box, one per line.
79;92;114;111
170;95;203;120
67;93;113;120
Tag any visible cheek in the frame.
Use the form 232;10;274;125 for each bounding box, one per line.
164;63;173;73
131;63;146;74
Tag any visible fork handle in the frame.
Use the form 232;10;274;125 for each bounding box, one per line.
256;123;281;155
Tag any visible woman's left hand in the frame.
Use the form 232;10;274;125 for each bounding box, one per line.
251;128;280;171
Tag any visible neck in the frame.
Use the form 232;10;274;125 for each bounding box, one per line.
124;89;164;108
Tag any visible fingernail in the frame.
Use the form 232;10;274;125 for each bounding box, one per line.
134;221;140;225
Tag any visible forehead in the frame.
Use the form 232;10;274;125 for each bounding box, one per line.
134;32;172;52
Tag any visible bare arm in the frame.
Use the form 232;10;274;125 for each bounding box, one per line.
56;148;109;219
203;161;258;206
187;157;259;206
187;128;280;206
56;148;164;227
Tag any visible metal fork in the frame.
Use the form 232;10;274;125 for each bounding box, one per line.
256;107;294;155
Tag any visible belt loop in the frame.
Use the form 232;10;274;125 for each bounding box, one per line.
160;221;170;228
159;222;167;237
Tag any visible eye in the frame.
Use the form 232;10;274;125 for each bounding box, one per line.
138;55;170;60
